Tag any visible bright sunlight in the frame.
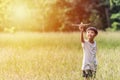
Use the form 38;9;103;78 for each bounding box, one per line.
0;0;53;31
12;5;29;21
6;1;32;24
0;0;58;31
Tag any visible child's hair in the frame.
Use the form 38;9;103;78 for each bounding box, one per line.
86;27;98;35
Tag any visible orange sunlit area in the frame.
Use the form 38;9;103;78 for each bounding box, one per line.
0;0;109;32
0;0;116;32
0;0;58;32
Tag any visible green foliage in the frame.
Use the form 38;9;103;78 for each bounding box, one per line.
111;13;120;19
0;0;114;31
110;0;120;31
111;22;120;31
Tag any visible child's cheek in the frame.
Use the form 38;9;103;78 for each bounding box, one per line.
93;34;96;37
91;34;95;38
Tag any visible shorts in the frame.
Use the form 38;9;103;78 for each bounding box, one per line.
82;70;96;78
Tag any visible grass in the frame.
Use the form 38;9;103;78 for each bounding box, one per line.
0;31;120;80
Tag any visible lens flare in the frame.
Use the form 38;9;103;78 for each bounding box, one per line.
7;3;30;22
0;0;56;31
12;5;28;20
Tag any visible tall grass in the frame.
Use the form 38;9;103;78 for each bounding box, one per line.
0;31;120;80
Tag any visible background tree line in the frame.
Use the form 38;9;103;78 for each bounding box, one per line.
39;0;120;31
0;0;119;32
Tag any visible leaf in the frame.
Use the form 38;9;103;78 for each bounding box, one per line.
110;13;120;19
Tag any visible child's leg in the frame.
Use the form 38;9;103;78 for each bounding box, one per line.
91;71;96;80
83;70;95;80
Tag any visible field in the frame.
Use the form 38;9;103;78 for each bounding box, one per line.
0;31;120;80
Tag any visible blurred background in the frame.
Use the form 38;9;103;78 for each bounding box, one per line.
0;1;120;80
0;0;119;32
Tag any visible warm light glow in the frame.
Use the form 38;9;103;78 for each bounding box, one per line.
0;0;56;31
7;3;31;22
4;1;34;30
12;5;29;20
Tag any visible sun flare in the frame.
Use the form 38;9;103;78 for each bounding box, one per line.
0;0;54;31
7;3;31;22
12;5;29;20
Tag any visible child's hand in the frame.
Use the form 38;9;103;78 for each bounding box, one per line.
79;26;84;32
79;22;85;32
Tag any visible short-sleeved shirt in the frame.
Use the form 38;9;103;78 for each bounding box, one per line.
81;40;97;71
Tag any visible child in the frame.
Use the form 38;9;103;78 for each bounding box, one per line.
79;23;98;80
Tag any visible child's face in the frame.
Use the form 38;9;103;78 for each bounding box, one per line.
86;30;96;40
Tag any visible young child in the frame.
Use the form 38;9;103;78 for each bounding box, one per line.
79;23;98;80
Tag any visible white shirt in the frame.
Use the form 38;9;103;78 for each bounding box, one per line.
81;40;97;71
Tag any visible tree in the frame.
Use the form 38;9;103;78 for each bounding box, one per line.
0;0;113;32
55;0;110;31
110;0;120;31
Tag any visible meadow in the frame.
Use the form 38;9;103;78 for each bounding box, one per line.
0;31;120;80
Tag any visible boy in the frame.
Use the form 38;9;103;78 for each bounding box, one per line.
79;23;98;80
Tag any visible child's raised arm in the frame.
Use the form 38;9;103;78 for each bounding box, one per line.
80;30;84;43
79;23;86;43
